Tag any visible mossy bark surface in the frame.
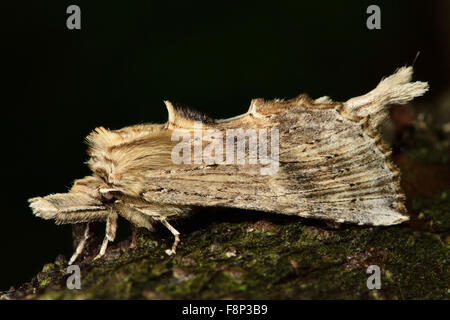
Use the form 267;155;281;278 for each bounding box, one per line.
3;111;449;300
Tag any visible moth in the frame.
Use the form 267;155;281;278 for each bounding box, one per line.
29;66;428;264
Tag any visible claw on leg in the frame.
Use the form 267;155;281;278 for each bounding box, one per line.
69;223;90;265
160;218;180;256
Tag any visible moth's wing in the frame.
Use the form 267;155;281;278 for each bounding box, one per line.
29;176;108;224
141;66;428;226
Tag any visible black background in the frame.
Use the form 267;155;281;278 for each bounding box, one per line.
1;1;449;290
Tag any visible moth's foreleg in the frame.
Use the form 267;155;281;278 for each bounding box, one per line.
159;218;180;256
94;211;118;260
69;223;91;265
95;236;109;260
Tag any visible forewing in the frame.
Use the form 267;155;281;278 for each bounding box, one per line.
140;67;427;226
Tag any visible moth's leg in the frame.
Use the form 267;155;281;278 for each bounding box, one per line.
95;236;109;260
131;206;183;256
69;223;90;265
94;211;118;260
159;218;180;256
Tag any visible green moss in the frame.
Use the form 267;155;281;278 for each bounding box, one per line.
413;190;450;233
